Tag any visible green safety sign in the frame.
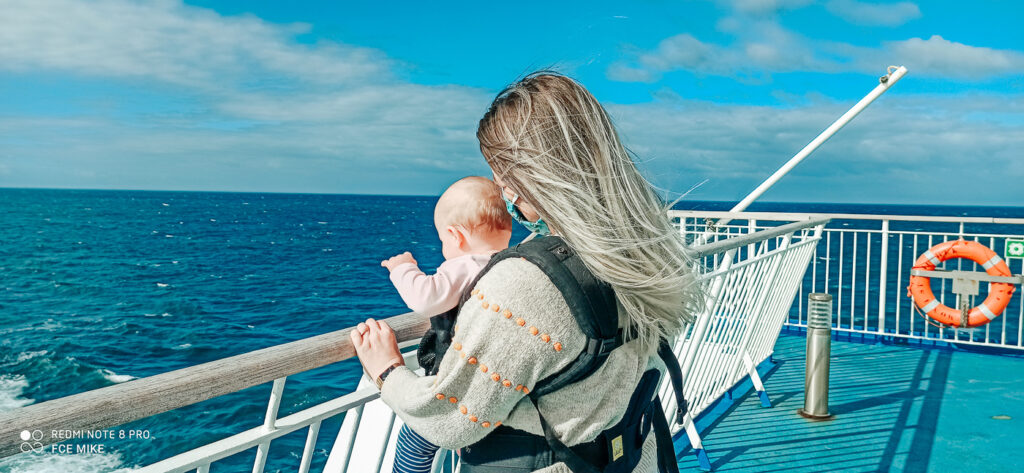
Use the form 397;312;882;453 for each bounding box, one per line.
1007;239;1024;259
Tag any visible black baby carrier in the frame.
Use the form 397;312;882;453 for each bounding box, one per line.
416;236;688;473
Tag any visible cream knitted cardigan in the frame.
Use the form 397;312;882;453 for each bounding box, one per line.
381;257;667;472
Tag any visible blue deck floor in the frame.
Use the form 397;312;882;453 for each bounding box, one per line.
674;330;1024;472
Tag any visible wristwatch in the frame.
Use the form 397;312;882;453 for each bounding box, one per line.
375;362;403;390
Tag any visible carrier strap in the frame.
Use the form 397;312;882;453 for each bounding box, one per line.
651;395;682;473
657;339;688;424
529;393;603;473
517;236;619;340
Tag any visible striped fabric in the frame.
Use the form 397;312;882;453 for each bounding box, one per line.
393;424;440;473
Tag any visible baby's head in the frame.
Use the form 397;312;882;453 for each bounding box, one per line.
434;176;513;260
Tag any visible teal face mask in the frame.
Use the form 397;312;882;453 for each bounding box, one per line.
502;192;550;236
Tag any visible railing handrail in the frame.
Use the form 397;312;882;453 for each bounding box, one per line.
0;220;821;459
0;313;430;458
669;210;1024;225
690;218;829;259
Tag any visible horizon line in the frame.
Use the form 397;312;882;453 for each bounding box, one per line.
1;186;1021;209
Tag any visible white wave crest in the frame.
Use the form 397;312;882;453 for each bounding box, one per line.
100;369;136;384
16;350;49;363
0;450;131;473
0;374;34;413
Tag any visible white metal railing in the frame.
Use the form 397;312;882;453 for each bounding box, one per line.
672;210;1024;350
660;218;825;469
0;218;826;472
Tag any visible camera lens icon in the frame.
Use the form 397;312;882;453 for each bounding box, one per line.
19;430;44;453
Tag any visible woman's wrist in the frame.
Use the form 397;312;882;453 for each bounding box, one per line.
374;361;404;390
372;356;405;381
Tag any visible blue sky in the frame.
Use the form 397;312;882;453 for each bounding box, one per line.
1;0;1023;205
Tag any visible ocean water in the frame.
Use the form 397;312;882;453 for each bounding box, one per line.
0;188;1020;472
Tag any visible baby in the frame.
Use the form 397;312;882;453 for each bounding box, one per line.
380;176;512;473
381;176;512;316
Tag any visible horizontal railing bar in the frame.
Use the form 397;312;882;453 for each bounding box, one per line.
685;223;1023;240
0;313;429;458
814;227;1021;238
910;269;1024;284
699;234;823;279
783;321;1024;350
690;219;829;259
669;210;1024;225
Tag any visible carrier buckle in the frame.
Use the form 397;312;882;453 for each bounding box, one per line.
586;336;620;356
675;398;688;424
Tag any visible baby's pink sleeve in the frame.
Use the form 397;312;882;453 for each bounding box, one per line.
389;260;471;316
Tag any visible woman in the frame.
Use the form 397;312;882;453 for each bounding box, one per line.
352;72;701;472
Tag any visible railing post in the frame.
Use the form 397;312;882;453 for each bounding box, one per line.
731;233;792;385
298;420;322;473
253;377;287;473
748;218;756;259
263;378;287;431
877;220;889;334
677;249;736;383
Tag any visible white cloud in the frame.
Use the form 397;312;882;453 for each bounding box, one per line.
0;109;491;194
638;34;717;71
0;0;496;194
5;91;1021;203
609;19;1024;82
877;35;1024;79
216;84;484;124
826;0;922;27
720;0;814;15
610;23;843;81
606;93;1024;204
608;0;1021;82
606;63;657;83
0;0;391;89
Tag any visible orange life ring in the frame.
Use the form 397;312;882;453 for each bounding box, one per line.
907;240;1015;327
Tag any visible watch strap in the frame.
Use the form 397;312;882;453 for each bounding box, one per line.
375;362;403;390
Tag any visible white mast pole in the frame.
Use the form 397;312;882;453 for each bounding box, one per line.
715;65;908;229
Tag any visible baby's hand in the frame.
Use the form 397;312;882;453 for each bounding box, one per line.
381;252;417;271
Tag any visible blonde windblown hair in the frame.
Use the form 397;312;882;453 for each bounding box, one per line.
477;72;702;355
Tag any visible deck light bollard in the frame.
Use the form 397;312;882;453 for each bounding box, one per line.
799;293;833;419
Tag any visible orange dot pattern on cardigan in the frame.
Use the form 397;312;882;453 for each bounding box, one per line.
432;391;497;428
427;288;563;428
468;289;560;351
